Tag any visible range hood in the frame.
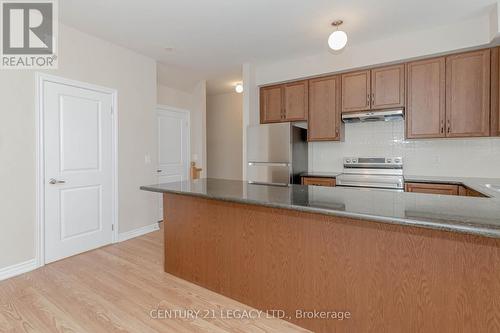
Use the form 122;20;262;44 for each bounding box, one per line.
342;109;404;123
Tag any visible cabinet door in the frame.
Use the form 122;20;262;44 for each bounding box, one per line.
284;80;308;121
341;70;371;112
260;85;283;123
405;183;459;196
446;49;490;137
371;64;405;110
308;76;342;141
491;48;500;137
406;57;446;139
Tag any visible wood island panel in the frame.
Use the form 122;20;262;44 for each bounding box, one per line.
163;193;500;333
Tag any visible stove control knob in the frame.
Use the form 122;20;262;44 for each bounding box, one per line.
387;159;392;163
346;159;351;163
395;159;401;163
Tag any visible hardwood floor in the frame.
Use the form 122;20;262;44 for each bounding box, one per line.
0;226;309;333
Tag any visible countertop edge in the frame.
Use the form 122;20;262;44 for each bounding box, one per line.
142;185;500;240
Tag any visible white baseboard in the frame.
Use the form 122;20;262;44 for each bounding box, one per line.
118;222;160;242
0;259;38;282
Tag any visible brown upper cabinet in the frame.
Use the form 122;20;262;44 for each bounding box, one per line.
371;64;406;110
406;57;446;139
446;49;490;137
308;75;342;141
260;85;283;123
341;65;405;113
490;48;500;136
261;47;497;139
260;81;308;123
341;70;371;112
406;49;491;139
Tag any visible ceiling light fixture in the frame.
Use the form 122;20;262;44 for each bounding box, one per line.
235;83;243;94
328;20;348;51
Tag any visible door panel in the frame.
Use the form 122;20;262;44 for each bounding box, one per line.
60;185;101;239
446;49;490;137
308;76;342;141
342;70;371;112
157;109;189;220
60;96;101;171
44;81;113;264
260;85;283;123
406;57;446;139
284;80;308;121
371;64;405;110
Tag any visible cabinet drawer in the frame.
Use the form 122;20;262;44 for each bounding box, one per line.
405;182;459;196
301;177;336;187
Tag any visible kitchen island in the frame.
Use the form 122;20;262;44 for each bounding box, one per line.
141;178;500;333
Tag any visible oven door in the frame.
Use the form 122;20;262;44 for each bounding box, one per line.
336;174;404;190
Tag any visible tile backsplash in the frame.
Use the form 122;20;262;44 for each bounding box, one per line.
309;119;500;178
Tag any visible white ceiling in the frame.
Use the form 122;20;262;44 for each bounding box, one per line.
60;0;497;94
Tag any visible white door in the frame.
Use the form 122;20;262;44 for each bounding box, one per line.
157;108;189;220
44;80;114;264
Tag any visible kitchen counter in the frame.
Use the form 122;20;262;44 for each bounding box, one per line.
142;178;500;332
141;177;500;239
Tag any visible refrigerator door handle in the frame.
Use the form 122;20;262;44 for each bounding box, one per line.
248;162;290;167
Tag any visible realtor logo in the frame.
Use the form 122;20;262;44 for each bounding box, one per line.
1;0;58;69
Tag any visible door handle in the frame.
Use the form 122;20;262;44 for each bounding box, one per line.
157;170;162;173
49;178;66;185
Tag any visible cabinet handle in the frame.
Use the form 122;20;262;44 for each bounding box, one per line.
335;127;340;137
447;119;451;134
371;93;375;105
440;120;444;134
367;94;370;106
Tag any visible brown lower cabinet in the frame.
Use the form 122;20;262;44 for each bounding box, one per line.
301;177;336;187
405;183;459;195
405;182;487;197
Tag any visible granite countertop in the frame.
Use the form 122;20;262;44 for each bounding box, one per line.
141;177;500;239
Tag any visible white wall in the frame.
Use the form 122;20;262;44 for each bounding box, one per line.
244;13;500;178
157;82;207;174
207;92;243;180
310;121;500;178
0;24;158;270
157;85;193;110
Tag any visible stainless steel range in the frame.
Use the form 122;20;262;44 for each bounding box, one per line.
336;157;404;191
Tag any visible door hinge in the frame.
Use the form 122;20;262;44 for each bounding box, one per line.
112;224;114;231
110;106;114;115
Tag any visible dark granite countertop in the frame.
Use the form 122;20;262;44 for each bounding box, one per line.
141;178;500;239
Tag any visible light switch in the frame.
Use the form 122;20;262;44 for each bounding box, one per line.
144;154;151;164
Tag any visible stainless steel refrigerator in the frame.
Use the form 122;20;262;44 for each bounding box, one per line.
247;123;308;186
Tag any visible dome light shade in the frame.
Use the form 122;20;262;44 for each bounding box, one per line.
328;30;348;51
235;83;243;93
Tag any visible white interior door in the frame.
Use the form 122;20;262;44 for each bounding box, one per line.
44;80;114;264
157;108;189;220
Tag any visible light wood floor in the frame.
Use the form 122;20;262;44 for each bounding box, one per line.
0;226;309;333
